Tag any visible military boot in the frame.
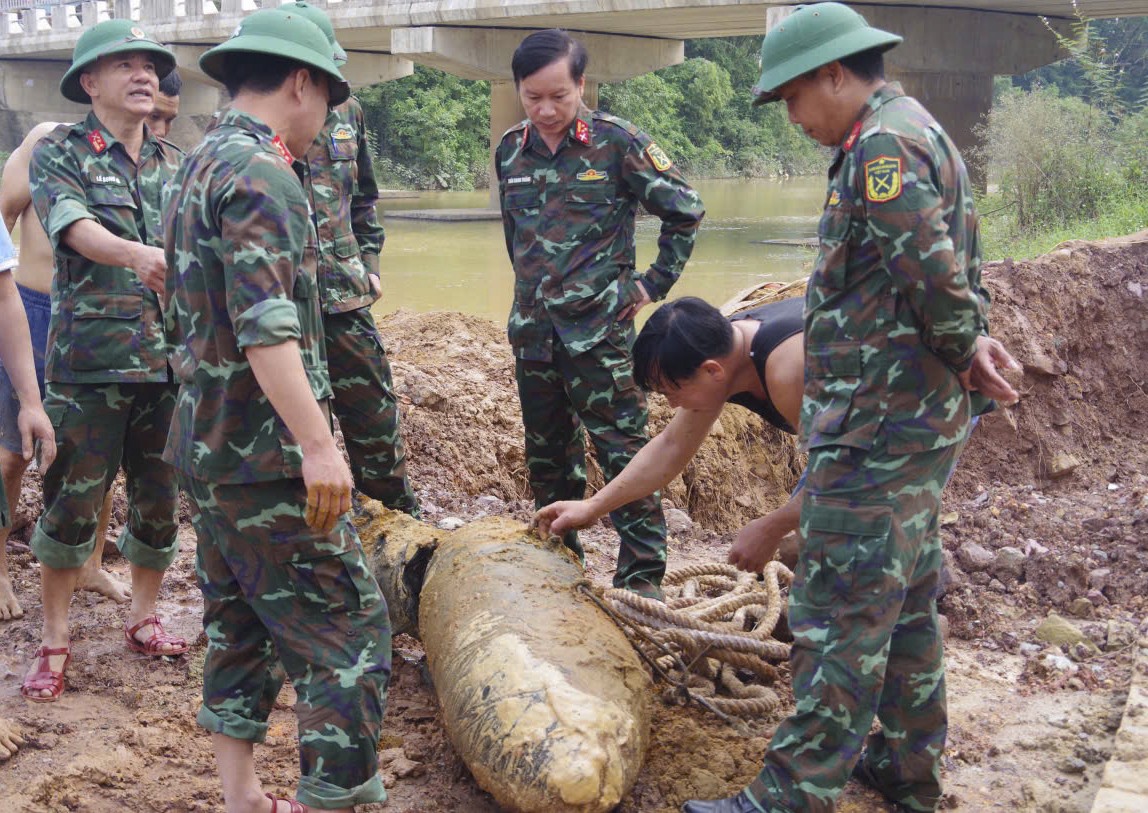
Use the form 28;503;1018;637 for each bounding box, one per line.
680;790;763;813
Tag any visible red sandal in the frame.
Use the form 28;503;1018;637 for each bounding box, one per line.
20;646;71;703
265;793;309;813
125;615;189;657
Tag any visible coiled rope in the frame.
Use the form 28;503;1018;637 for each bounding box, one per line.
578;560;794;722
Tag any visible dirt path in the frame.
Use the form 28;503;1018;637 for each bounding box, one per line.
1;232;1145;811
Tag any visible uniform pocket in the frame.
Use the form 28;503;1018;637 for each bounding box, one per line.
274;532;382;614
800;496;893;608
67;294;143;371
504;186;540;210
88;184;136;209
804;342;861;441
333;233;359;260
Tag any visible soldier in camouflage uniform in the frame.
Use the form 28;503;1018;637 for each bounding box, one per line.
289;1;418;516
496;29;704;598
164;9;390;812
22;20;188;703
682;6;1020;813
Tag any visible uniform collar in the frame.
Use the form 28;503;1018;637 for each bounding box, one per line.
80;110;159;160
525;105;594;153
839;81;905;153
215;108;295;163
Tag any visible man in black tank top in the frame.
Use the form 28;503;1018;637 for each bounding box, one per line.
534;296;806;573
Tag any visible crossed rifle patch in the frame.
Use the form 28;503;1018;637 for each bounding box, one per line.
864;155;902;203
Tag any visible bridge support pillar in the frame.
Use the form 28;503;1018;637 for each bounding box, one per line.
769;5;1070;189
392;26;681;203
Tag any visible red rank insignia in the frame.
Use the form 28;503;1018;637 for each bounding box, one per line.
573;118;591;145
87;130;107;154
271;135;295;164
842;120;862;152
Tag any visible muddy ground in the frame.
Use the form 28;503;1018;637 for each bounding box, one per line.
0;232;1145;812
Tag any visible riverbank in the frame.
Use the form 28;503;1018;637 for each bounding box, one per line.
0;231;1145;811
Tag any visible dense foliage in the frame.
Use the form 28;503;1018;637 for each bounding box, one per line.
356;36;822;189
975;14;1147;256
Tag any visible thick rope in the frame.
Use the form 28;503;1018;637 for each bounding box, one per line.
592;560;794;720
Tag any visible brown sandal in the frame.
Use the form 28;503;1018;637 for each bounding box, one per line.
125;615;189;657
266;793;309;813
21;646;71;703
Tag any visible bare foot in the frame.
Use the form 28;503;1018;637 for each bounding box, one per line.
0;574;23;620
76;567;131;603
0;718;24;761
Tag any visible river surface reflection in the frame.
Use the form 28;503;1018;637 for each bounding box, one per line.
372;176;825;324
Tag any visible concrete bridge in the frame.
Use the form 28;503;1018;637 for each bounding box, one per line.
0;1;1141;169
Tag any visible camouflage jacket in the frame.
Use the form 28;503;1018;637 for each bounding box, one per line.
30;111;182;384
802;83;990;456
495;106;704;362
300;97;385;315
162;108;332;483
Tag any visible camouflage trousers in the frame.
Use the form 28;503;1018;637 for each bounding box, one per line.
325;307;419;516
516;325;666;595
746;431;968;813
31;381;177;570
182;473;391;809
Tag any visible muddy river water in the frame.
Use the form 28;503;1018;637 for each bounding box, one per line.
372;176;825;323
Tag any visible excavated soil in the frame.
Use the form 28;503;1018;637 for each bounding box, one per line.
0;232;1145;812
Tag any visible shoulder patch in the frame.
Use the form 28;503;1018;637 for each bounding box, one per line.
863;155;902;203
330;123;355;141
645;142;673;172
827;189;841;207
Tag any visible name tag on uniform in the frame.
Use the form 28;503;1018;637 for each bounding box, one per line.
506;176;533;185
88;172;125;186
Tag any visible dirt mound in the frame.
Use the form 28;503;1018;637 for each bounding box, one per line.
377;310;803;533
949;230;1148;497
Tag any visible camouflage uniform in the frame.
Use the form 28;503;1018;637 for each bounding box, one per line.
496;105;704;595
163;108;390;809
745;84;991;813
28;112;181;570
300;98;419;515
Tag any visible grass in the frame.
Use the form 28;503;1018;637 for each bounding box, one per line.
978;189;1148;261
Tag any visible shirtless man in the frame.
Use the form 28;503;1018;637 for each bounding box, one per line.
535;295;807;571
0;123;129;615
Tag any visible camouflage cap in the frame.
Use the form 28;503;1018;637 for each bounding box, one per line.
61;19;176;104
284;1;348;67
751;3;901;106
199;7;350;106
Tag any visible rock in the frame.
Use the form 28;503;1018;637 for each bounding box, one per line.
1105;620;1138;651
1025;538;1049;556
1058;757;1087;774
992;546;1026;582
1035;612;1100;656
437;517;465;531
938;613;950;640
940;511;959;526
664;508;695;537
957;542;995;573
1048;452;1081;479
1082;516;1113;532
1038;652;1079;675
475;495;505;512
1067;597;1095;619
1024;351;1066;376
1088;567;1111;590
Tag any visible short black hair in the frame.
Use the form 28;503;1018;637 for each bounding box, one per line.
221;53;321;99
511;29;588;85
158;67;182;98
633;297;734;391
839;47;886;82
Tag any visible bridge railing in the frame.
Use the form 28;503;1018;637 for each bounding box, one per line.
0;0;273;38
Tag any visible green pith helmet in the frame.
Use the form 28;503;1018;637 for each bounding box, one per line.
751;2;902;105
199;7;350;106
60;19;176;104
284;1;348;67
